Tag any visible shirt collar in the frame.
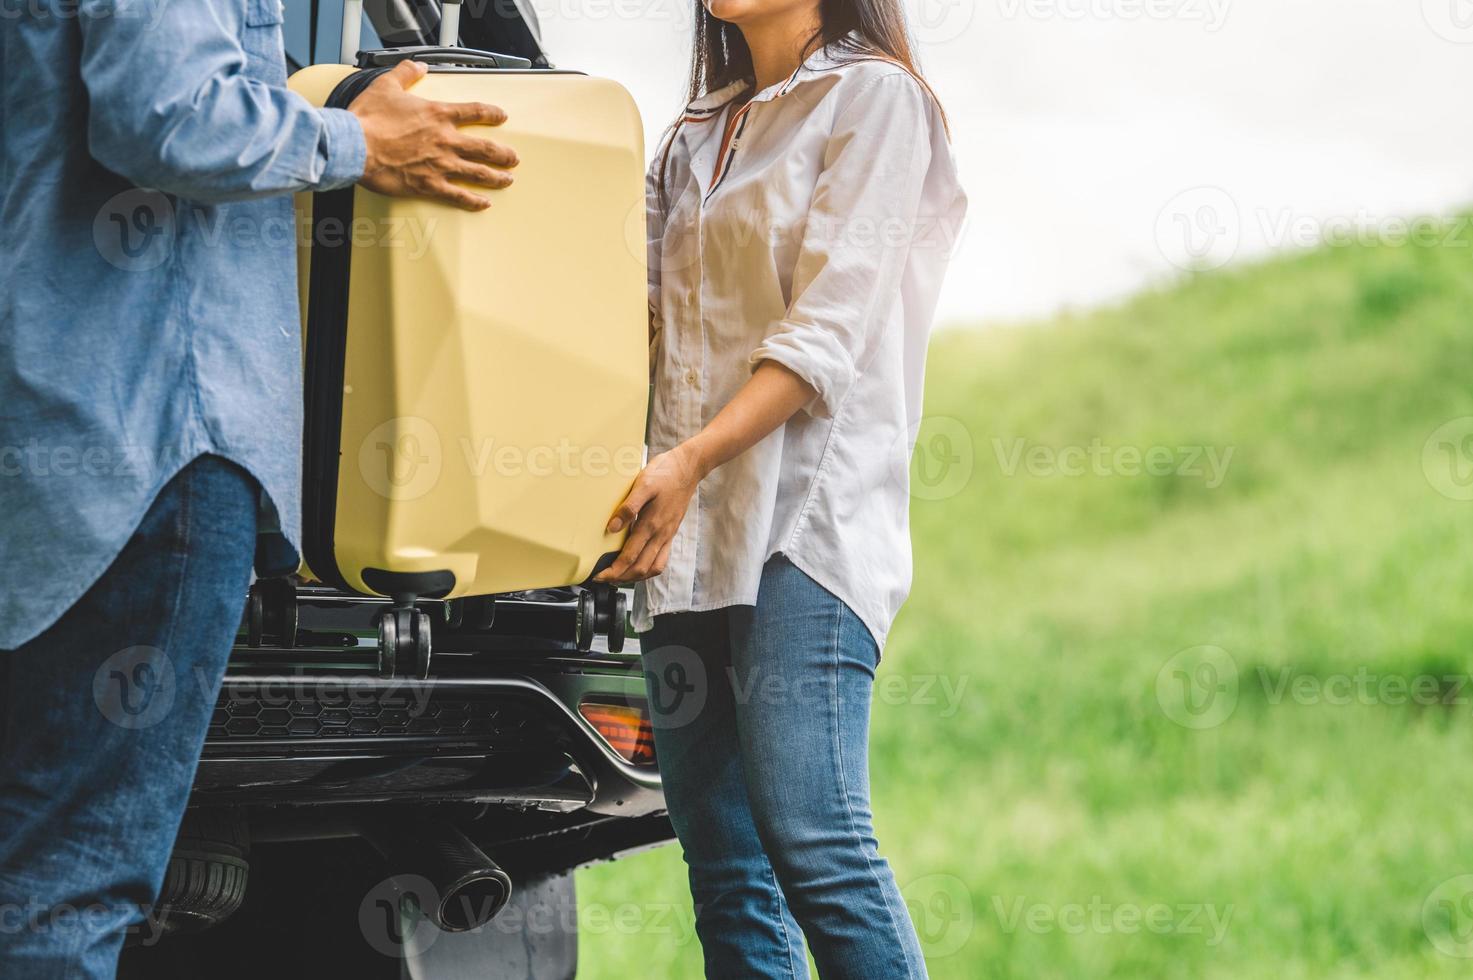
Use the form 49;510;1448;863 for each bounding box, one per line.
683;32;869;114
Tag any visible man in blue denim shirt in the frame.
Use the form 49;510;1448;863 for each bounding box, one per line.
0;3;518;975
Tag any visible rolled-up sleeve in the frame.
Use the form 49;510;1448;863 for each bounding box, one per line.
646;160;667;311
645;153;669;373
78;0;366;203
749;71;933;419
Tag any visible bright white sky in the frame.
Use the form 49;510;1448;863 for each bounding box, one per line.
528;0;1473;325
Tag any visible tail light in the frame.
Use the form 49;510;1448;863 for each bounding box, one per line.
578;700;656;766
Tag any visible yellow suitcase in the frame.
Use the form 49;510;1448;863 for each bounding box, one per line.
289;50;647;630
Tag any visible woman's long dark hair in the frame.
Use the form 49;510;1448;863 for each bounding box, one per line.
656;0;945;205
684;0;923;108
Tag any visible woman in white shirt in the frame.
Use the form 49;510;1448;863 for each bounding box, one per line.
594;0;965;973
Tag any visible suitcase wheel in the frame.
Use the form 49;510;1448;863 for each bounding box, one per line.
378;606;432;679
575;587;629;653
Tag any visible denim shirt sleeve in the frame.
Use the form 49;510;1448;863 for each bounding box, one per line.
77;0;366;202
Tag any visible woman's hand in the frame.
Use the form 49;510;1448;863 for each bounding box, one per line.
594;444;707;585
593;363;814;586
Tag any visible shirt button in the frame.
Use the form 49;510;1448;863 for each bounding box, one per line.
683;289;696;307
685;369;698;386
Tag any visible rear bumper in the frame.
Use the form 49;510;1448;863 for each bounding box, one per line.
186;582;671;875
194;666;663;816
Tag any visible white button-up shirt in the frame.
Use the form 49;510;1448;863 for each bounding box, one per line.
632;41;967;649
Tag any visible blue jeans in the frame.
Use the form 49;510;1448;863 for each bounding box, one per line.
641;555;927;979
0;455;258;979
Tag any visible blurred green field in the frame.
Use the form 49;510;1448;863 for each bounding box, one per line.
578;223;1473;979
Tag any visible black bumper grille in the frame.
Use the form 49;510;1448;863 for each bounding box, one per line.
208;686;542;746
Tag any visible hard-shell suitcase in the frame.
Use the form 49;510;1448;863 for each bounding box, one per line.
287;44;648;629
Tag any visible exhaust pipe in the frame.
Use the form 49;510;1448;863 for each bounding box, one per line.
361;818;513;932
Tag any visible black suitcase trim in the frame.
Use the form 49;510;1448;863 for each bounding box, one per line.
302;67;391;596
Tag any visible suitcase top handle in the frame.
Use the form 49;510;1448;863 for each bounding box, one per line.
340;0;492;65
356;46;535;71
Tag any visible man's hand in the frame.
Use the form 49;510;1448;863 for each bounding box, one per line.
594;445;707;585
349;60;518;212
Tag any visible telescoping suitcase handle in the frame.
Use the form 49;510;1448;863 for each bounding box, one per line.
341;0;505;66
356;46;534;70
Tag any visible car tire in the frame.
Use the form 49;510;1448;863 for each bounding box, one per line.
152;808;251;937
